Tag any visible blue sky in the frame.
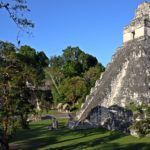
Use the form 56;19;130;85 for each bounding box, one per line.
0;0;147;66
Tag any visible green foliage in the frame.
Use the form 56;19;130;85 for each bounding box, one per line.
62;46;98;73
36;89;53;112
36;51;49;67
130;119;150;136
48;46;105;109
0;41;50;148
19;45;36;64
49;56;64;68
59;77;88;106
62;61;83;77
0;42;23;149
62;46;82;61
84;64;105;87
128;102;150;137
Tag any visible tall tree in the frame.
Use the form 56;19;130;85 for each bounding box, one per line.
0;42;49;149
48;46;105;108
0;41;21;149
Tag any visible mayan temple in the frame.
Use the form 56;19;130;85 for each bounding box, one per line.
75;2;150;131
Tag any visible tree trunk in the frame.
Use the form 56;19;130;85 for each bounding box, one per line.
0;134;9;150
1;118;9;150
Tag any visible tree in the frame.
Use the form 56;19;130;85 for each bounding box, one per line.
0;0;34;30
0;41;21;149
62;46;82;61
62;46;98;71
84;64;105;88
48;46;105;109
58;76;88;109
78;52;98;71
19;45;49;84
0;42;49;149
0;0;34;45
18;45;50;113
49;56;64;68
36;51;49;68
62;61;83;77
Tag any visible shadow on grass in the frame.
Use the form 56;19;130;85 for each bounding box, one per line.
49;140;150;150
11;130;123;150
10;121;150;150
48;131;126;150
11;121;66;142
10;121;112;150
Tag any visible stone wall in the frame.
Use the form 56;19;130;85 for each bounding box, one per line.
123;2;150;43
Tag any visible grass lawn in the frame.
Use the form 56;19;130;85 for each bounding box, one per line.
10;119;150;150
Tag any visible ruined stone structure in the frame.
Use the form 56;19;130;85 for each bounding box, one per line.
123;2;150;43
75;2;150;131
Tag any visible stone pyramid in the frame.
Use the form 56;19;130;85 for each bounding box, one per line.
75;2;150;131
